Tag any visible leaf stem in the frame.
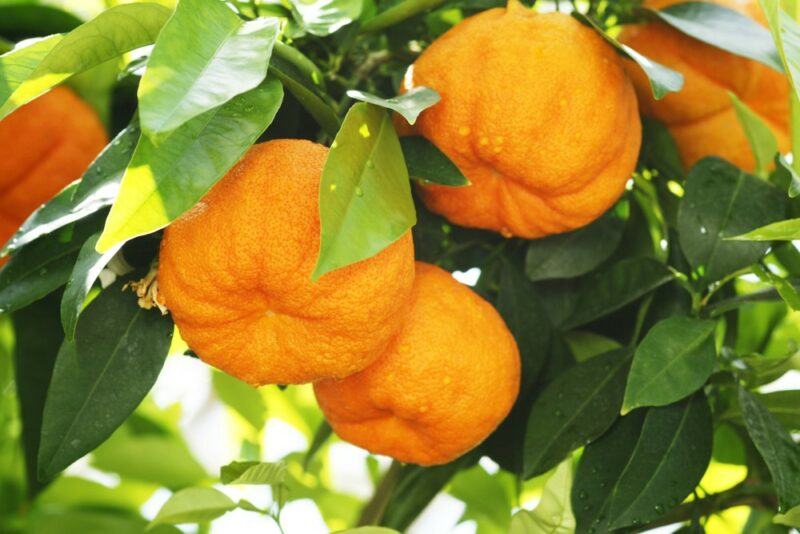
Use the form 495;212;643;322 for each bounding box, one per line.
357;461;404;526
643;482;777;530
360;0;449;33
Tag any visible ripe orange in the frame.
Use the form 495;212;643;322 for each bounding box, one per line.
314;262;520;466
0;87;107;250
158;139;416;386
396;1;641;238
619;0;789;171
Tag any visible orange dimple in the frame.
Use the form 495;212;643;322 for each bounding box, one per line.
619;0;790;171
157;139;416;386
396;2;641;239
315;262;521;466
0;87;107;252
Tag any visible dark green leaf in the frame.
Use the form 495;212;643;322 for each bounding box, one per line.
639;119;684;180
0;5;81;40
38;281;173;478
290;0;363;35
150;487;236;526
677;157;785;282
220;460;286;485
0;4;171;118
561;258;674;330
722;390;800;430
12;293;63;495
381;453;478;531
2;122;138;255
739;387;800;511
60;233;121;340
622;316;717;413
523;348;631;478
0;218;100;314
646;1;782;71
313;102;415;279
347;87;439;125
139;0;279;135
574;394;712;531
525;210;625;282
399;136;468;186
574;12;684;99
97;79;283;252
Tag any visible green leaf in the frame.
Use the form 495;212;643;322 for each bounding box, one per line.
677;157;785;282
96;79;283;253
212;372;267;431
313;102;416;280
335;528;400;534
752;263;800;310
290;0;363;35
399;136;468;186
38;281;173;479
731;217;800;241
622;316;717;413
510;460;575;534
268;42;339;138
738;387;800;511
11;293;63;494
0;34;62;105
574;393;712;531
382;453;479;531
0;218;100;314
525;210;625;282
639;118;684;179
27;509;150;534
721;390;800;430
347;87;439;125
730;92;779;178
523;348;631;479
220;460;286;485
2;121;138;255
304;420;333;469
60;233;121;340
574;12;684;99
647;1;783;72
150;487;236;527
561;258;674;330
92;426;208;490
139;0;279;135
774;504;800;527
0;4;171;118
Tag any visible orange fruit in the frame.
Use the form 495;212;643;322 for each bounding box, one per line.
396;1;641;239
314;262;520;466
0;87;107;250
619;0;790;171
158;139;416;386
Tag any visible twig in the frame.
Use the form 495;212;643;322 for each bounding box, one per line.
357;461;404;526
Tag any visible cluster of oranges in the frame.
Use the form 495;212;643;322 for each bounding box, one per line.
0;0;788;465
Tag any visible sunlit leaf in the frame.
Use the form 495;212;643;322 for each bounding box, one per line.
220;461;286;485
511;460;575;534
150;487;236;526
290;0;363;35
96;79;283;252
0;4;171;118
139;0;279;135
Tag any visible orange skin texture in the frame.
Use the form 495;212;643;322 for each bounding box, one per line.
397;4;642;238
158;139;416;386
0;87;107;252
314;262;521;466
619;0;790;171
